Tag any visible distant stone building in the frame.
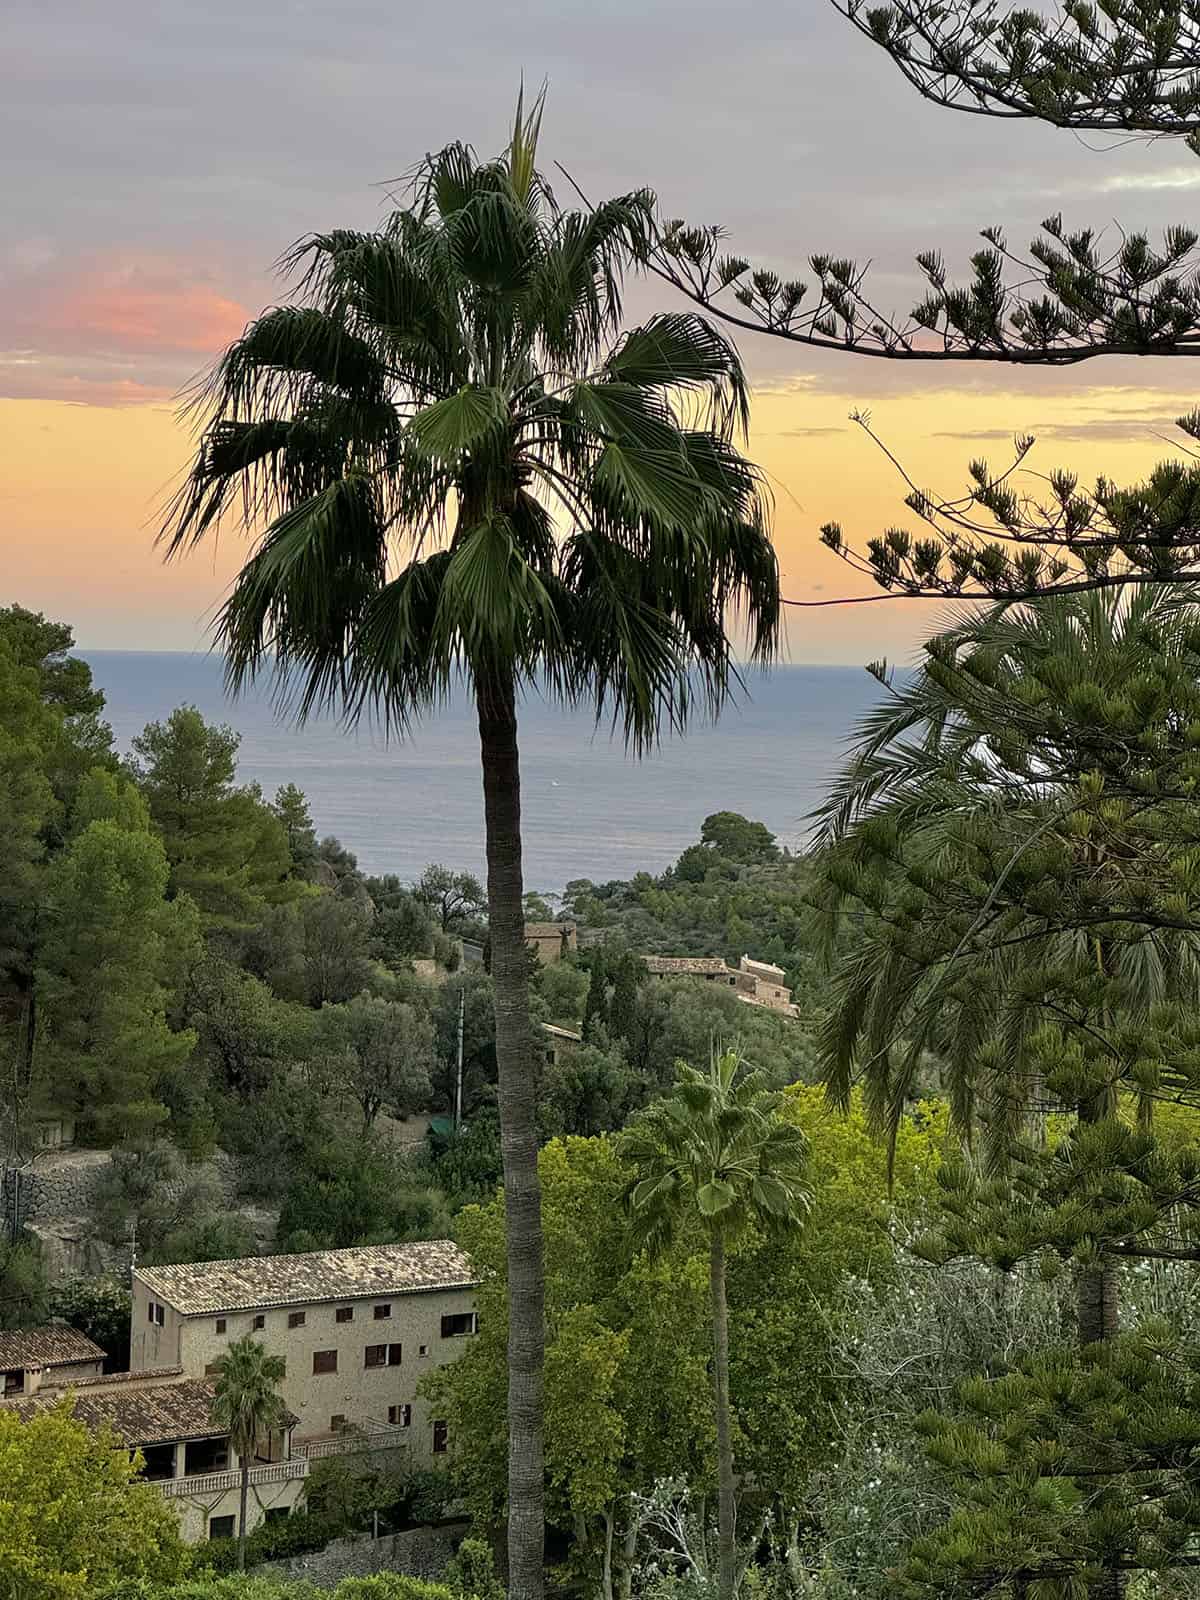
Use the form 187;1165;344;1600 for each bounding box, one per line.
542;1022;583;1067
0;1323;104;1398
132;1240;478;1468
524;921;577;965
642;953;798;1019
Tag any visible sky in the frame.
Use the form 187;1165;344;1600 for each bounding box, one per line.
3;0;1198;666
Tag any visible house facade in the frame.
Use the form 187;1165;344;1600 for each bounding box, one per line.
1;1368;307;1542
0;1323;105;1398
524;921;577;965
642;954;799;1018
132;1240;478;1467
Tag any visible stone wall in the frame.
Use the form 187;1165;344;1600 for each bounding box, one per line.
3;1146;273;1285
262;1522;468;1589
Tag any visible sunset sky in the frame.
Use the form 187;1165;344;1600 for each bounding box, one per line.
4;0;1197;666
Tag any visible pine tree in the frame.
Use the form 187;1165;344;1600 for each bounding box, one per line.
815;589;1200;1600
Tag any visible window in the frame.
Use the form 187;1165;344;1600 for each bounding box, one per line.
441;1312;476;1338
373;1303;392;1320
264;1507;290;1524
252;1314;266;1331
2;1371;23;1396
288;1311;306;1329
419;1344;429;1357
331;1414;347;1431
432;1420;448;1454
209;1515;236;1541
147;1301;165;1327
366;1344;402;1369
214;1318;226;1335
336;1306;353;1324
388;1404;412;1428
313;1349;338;1375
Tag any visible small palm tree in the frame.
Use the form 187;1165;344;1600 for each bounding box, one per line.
163;92;780;1600
620;1050;809;1600
210;1335;287;1571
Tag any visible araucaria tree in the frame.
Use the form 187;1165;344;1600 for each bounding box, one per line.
163;93;780;1600
657;0;1200;605
813;588;1200;1600
620;1050;809;1600
210;1335;288;1571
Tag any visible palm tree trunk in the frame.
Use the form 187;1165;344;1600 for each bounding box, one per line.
476;664;544;1600
709;1230;736;1600
237;1457;249;1572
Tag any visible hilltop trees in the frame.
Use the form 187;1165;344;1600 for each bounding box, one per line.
162;93;781;1599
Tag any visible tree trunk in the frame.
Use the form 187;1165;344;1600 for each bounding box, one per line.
476;666;544;1600
1074;1087;1123;1600
709;1231;736;1600
237;1458;249;1572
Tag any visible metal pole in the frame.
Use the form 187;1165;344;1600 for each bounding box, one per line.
454;986;465;1131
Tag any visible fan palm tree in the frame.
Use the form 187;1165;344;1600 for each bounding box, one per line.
209;1335;288;1571
163;93;781;1600
620;1050;809;1600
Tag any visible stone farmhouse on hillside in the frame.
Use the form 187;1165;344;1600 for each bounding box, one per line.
1;1240;478;1545
524;920;577;965
642;954;800;1018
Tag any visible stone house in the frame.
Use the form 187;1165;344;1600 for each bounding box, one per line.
642;954;799;1018
132;1240;478;1469
0;1323;105;1398
1;1367;307;1542
524;921;577;965
542;1022;582;1067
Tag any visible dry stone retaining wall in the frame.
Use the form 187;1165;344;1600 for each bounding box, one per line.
261;1523;467;1589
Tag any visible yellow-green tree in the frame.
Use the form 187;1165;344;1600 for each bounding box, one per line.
0;1402;187;1599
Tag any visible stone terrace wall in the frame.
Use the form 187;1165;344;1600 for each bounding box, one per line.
262;1523;467;1589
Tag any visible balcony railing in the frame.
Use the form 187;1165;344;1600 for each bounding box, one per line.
158;1458;309;1497
295;1427;411;1461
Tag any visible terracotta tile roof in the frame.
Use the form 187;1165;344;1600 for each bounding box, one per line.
136;1240;477;1316
2;1377;225;1445
0;1324;105;1371
643;956;732;976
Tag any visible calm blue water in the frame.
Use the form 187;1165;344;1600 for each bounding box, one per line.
81;653;886;889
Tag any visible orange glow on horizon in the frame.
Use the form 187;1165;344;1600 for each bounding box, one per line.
2;379;1192;665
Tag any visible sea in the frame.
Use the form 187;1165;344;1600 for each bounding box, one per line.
80;653;888;891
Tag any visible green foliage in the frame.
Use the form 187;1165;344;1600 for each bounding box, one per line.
0;1401;187;1598
277;1132;450;1250
315;993;433;1127
131;707;296;934
0;1233;48;1329
414;865;486;936
49;1276;132;1369
37;818;199;1140
443;1538;505;1600
428;1113;504;1208
271;783;319;875
699;812;779;864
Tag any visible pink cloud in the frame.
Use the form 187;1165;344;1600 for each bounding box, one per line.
0;251;251;403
